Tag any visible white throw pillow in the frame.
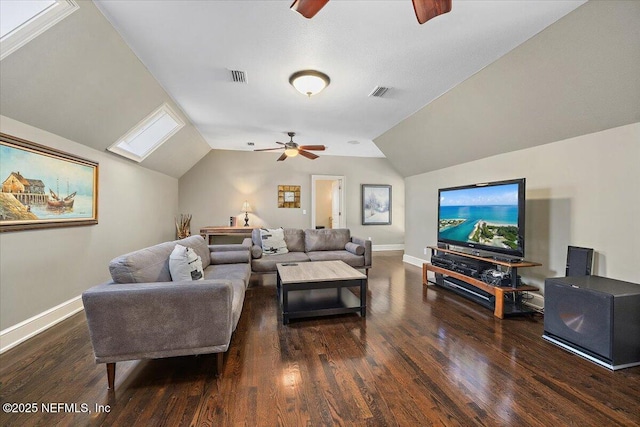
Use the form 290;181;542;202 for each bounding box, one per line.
260;228;289;256
169;244;204;281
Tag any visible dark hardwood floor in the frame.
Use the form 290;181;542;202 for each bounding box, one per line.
1;251;639;426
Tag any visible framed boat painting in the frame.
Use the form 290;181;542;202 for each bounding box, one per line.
361;184;391;225
0;133;98;232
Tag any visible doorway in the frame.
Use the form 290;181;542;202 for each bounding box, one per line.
311;175;346;229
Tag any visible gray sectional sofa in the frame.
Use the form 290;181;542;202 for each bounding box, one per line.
82;228;370;390
82;235;251;389
250;228;372;275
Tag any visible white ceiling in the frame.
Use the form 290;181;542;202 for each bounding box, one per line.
94;0;586;159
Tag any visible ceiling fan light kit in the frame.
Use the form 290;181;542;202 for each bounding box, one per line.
289;70;330;97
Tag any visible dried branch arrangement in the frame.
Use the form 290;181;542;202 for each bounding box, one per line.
175;214;192;239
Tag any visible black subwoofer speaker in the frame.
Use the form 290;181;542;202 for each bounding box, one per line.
543;275;640;370
566;246;593;276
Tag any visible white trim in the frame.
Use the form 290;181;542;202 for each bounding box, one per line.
0;0;79;61
0;295;83;354
523;293;544;311
373;244;405;252
403;254;427;267
311;175;346;229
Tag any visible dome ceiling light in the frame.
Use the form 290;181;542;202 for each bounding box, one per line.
289;70;330;97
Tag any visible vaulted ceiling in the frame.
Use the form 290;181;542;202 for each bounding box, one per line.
1;1;638;178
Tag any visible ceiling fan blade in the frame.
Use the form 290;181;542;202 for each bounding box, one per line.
299;145;326;151
290;0;329;19
298;150;319;160
412;0;452;24
276;141;286;145
254;147;284;152
277;153;288;161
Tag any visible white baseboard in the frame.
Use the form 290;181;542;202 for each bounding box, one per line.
0;295;84;354
524;292;544;311
403;254;427;267
372;244;404;252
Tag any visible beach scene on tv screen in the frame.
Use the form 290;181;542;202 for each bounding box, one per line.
439;183;520;251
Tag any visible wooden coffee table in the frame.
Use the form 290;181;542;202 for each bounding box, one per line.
276;260;368;324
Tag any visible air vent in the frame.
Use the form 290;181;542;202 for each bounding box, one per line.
230;70;247;83
369;86;390;97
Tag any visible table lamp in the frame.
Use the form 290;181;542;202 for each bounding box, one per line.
241;201;251;227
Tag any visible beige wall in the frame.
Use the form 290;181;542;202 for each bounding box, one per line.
0;116;178;329
404;122;640;291
179;150;404;246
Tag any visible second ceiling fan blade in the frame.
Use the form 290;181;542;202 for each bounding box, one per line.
298;150;319;160
412;0;452;24
277;153;288;161
254;147;284;152
290;0;329;19
299;145;325;151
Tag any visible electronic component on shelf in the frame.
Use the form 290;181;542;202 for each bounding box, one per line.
479;269;521;287
430;253;492;278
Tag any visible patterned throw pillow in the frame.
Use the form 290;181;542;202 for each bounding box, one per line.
260;228;289;256
169;244;204;281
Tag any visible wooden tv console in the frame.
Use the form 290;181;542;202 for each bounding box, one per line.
422;246;541;319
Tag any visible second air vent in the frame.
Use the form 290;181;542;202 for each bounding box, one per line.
369;86;390;97
230;70;247;83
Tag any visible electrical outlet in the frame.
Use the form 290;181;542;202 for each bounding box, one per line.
368;237;372;241
302;210;306;215
424;248;427;255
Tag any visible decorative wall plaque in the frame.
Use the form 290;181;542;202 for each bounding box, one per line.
278;185;300;208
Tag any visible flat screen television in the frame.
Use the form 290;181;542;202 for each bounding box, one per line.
437;178;526;259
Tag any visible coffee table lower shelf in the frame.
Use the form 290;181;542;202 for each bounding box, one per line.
277;276;366;324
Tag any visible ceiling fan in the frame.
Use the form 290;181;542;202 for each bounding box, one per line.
254;132;326;161
291;0;452;24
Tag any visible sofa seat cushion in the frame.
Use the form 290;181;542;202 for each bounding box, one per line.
204;264;251;288
251;252;310;273
203;266;247;330
305;228;351;252
306;250;365;268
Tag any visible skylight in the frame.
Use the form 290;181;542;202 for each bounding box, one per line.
0;0;79;61
107;104;185;162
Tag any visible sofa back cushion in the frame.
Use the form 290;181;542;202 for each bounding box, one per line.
304;229;351;252
252;228;305;252
109;235;209;284
283;228;305;252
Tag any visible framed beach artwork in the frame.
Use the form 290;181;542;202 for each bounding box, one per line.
0;133;98;232
362;184;391;225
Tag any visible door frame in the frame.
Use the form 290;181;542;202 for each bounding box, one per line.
311;175;346;229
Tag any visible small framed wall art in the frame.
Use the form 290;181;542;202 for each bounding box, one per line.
0;133;99;232
362;184;391;225
278;185;300;208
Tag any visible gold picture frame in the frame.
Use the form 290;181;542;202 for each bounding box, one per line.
278;185;300;208
1;133;99;232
